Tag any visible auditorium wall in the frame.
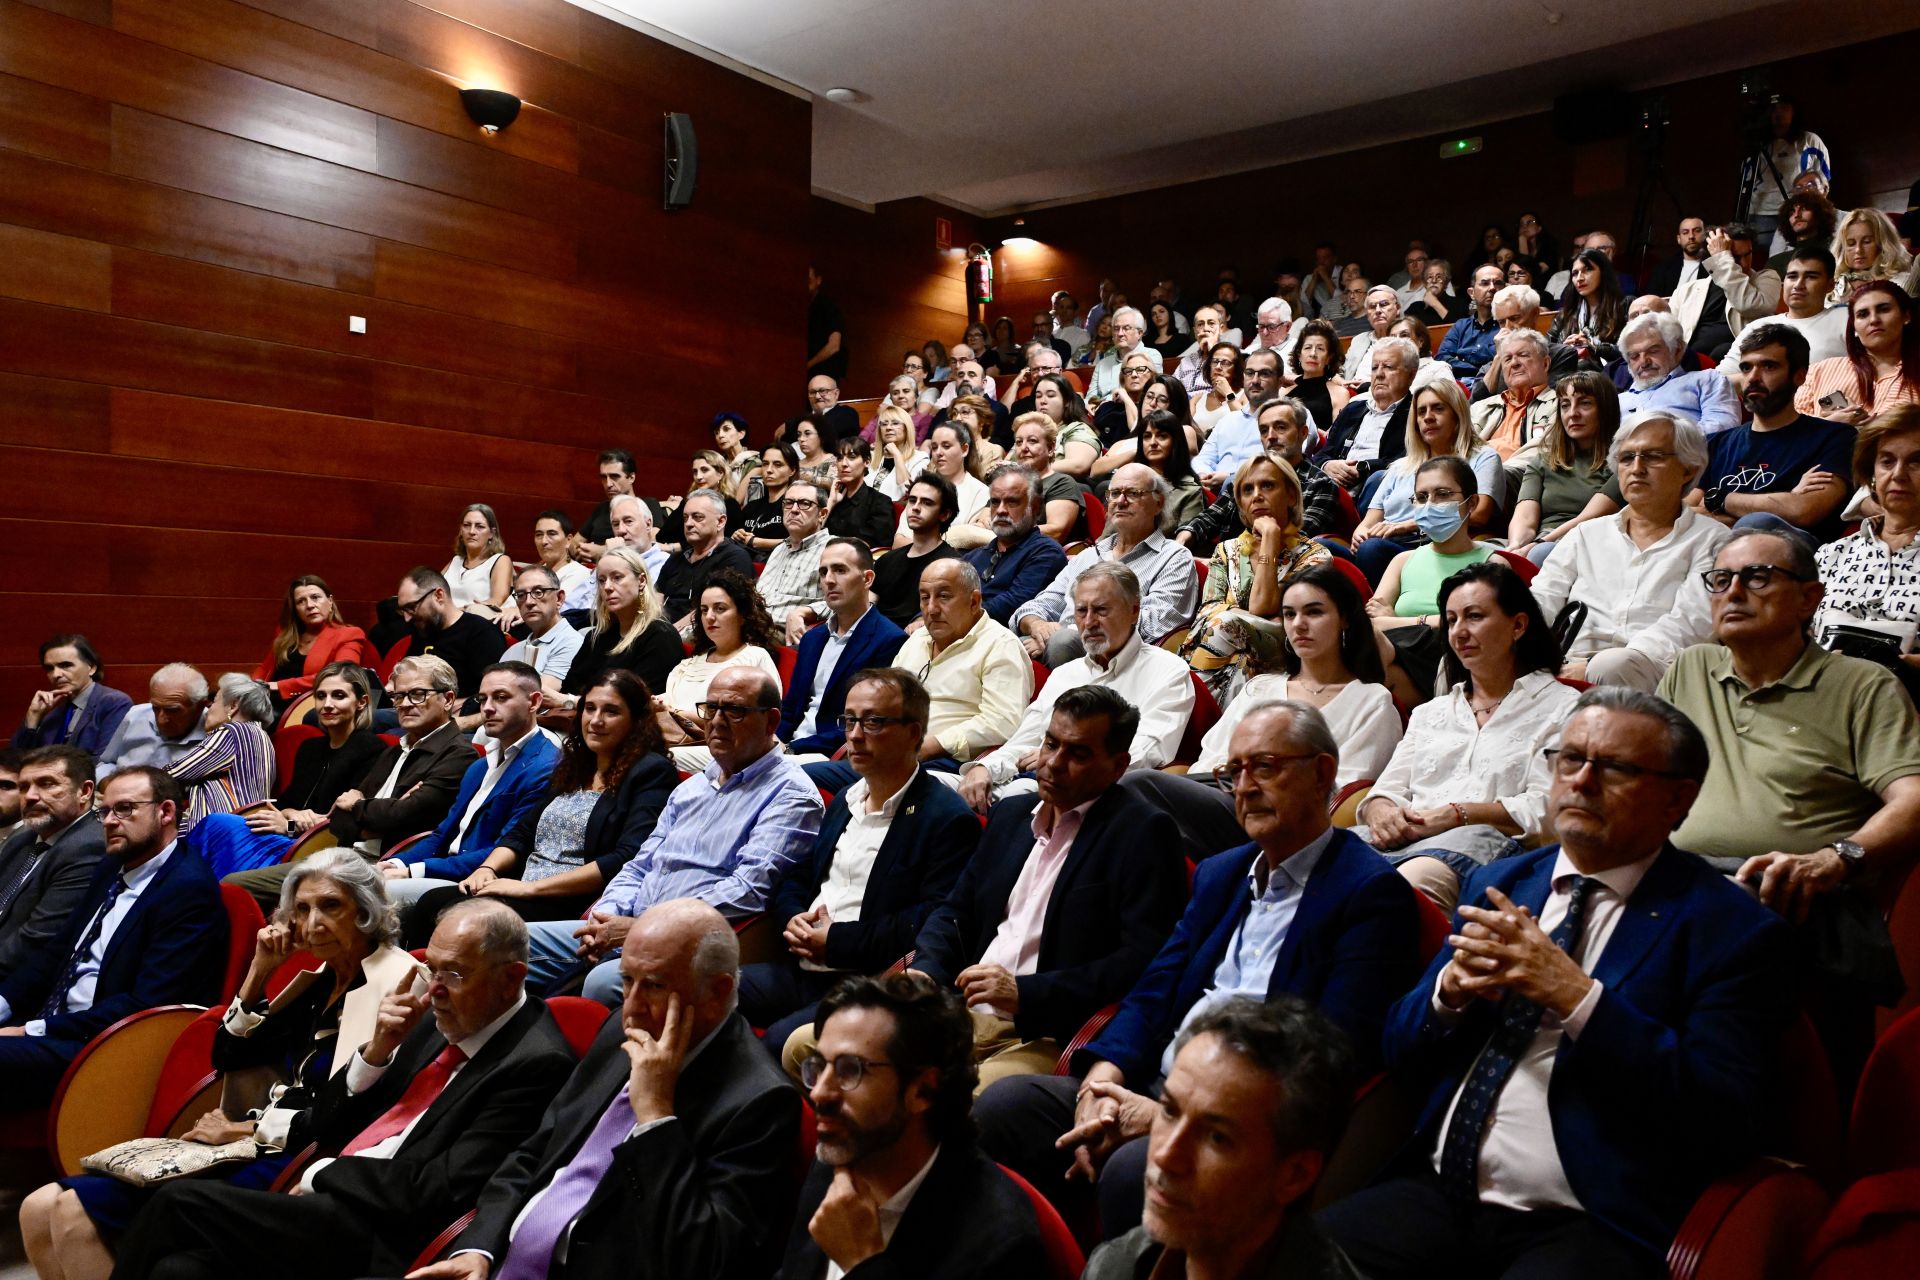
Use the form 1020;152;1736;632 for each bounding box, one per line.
0;0;811;713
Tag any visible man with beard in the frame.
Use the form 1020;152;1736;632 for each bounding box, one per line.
0;747;104;978
397;567;508;730
962;465;1066;626
0;750;22;845
1687;324;1853;540
774;973;1048;1279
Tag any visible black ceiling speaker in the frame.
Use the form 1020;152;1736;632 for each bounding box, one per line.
459;88;521;135
664;112;698;210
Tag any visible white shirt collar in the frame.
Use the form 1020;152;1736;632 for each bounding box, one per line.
1088;630;1142;673
845;768;919;819
122;840;178;890
1550;846;1659;905
1249;825;1337;898
487;726;540;768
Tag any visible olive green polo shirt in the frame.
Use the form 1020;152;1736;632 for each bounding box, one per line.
1658;641;1920;861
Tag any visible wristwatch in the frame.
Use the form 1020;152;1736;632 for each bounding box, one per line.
1830;840;1867;878
1703;486;1728;515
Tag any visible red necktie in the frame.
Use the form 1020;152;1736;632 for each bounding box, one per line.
342;1043;467;1155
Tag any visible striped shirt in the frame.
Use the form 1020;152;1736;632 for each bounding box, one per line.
169;721;275;834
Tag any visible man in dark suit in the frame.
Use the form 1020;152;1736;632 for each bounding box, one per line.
0;747;106;979
976;700;1423;1230
11;634;133;758
108;899;577;1279
1309;337;1417;492
0;767;226;1109
743;670;980;1055
413;898;801;1280
775;972;1048;1279
781;539;908;758
1318;688;1798;1278
832;686;1185;1088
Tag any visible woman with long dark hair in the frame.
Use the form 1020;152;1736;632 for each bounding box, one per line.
1797;280;1920;424
407;669;677;939
1548;248;1626;361
251;575;376;706
659;571;783;771
736;441;800;558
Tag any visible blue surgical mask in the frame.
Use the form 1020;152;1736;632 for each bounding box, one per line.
1413;500;1465;542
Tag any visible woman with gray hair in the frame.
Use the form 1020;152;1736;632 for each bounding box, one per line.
1525;411;1731;691
21;848;419;1280
167;671;276;838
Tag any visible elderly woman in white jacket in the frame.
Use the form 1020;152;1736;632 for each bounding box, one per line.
1526;411;1732;691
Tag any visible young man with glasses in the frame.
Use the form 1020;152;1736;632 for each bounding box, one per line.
975;700;1419;1231
780;972;1050;1279
741;671;980;1052
0;766;225;1111
500;565;583;697
523;666;824;1003
395;566;508;730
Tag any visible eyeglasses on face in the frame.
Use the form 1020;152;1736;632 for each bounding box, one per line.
1615;449;1677;468
1214;753;1320;791
783;497;820;509
99;799;161;821
1544;748;1683;784
1700;564;1808;594
391;688;448;707
696;701;773;723
799;1052;896;1090
396;592;435;615
837;714;916;733
511;587;558;603
1106;486;1154;503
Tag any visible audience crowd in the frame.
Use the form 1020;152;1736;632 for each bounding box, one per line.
8;146;1920;1280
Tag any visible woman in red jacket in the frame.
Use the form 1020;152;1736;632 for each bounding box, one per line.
253;575;376;706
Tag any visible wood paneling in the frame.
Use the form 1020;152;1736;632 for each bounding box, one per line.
0;0;811;713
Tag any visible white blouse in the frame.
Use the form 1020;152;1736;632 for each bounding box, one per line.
1815;520;1920;640
872;449;929;500
443;553;506;609
1526;507;1731;668
662;646;781;713
1366;669;1581;838
1192;675;1402;790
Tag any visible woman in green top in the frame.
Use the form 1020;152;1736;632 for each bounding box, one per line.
1181;453;1330;702
1506;369;1624;564
1368;456;1494;705
1030;372;1102;480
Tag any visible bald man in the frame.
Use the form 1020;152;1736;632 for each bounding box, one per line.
422;899;802;1280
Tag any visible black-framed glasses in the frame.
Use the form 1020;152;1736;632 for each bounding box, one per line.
395;591;435;615
1215;753;1321;791
696;701;772;724
836;714;916;733
783;497;820;509
1544;748;1684;784
99;799;161;821
798;1052;896;1090
391;688;447;707
511;587;559;603
1700;564;1808;594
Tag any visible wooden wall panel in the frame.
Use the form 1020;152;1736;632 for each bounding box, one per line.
0;0;811;715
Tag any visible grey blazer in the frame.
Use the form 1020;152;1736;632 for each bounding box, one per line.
0;811;106;978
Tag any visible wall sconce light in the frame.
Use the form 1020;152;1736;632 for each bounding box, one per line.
460;89;522;135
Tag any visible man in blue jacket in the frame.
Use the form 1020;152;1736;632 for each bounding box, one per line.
742;669;980;1056
975;699;1421;1232
1318;687;1796;1278
378;663;559;908
0;766;226;1109
781;539;907;758
964;464;1067;625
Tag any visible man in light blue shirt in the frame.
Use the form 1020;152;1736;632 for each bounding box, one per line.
95;664;210;774
523;666;823;1004
1618;310;1742;434
500;566;583;698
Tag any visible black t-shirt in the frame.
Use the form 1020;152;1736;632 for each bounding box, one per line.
660;494;746;545
417;611;509;702
563;618;685;700
581;499;615;545
808;292;849;382
872;541;961;627
1703;414;1856;541
655;539;754;619
826;483;897;551
281;729;385;811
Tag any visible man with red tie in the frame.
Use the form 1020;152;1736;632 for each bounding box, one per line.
110;898;576;1279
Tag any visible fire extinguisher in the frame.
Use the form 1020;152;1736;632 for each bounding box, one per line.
967;243;994;304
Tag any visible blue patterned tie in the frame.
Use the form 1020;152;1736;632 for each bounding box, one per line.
42;873;127;1018
0;841;50;918
1437;875;1597;1201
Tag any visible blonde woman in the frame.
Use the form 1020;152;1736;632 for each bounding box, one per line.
1350;378;1504;582
1180;453;1330;702
869;403;929;500
442;503;511;616
1831;206;1920;305
868;374;934;444
558;546;683;709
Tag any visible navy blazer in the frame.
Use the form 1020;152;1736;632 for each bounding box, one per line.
498;752;678;887
11;685;134;757
1083;829;1420;1083
0;842;226;1044
1381;844;1795;1253
1310;396;1410;485
398;733;562;880
964;527;1069;626
766;769;981;973
779;608;907;756
912;789;1186;1042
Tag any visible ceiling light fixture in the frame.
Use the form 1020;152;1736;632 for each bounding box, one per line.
823;87;867;104
460;88;522;135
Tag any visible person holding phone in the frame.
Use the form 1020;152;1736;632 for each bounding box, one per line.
1796;280;1920;426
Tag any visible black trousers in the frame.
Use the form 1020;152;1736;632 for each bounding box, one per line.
737;959;846;1059
974;1073;1151;1242
110;1179;399;1280
0;1034;82;1111
1316;1172;1664;1280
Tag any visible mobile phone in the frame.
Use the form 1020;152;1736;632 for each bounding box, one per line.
1817;390;1851;413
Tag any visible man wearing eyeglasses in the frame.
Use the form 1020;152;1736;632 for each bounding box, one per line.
779;973;1050;1279
500;566;583;698
1616;312;1742;436
1321;687;1792;1279
0;766;225;1112
523;667;823;1003
742;671;979;1055
1088;307;1164;401
397;567;508;730
765;481;833;641
1013;463;1198;665
975;700;1420;1231
1244;297;1295;360
1657;531;1920;936
1436;265;1510;380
